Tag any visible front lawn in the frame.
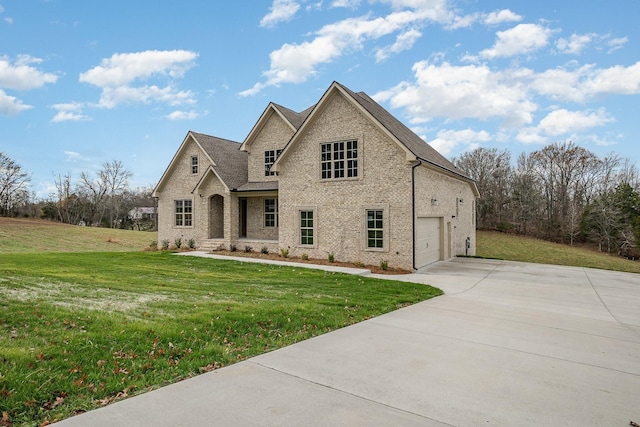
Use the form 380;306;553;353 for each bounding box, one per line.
0;251;440;426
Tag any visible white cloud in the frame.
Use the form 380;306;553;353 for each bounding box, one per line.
260;0;301;28
243;0;468;95
51;102;90;122
556;33;594;55
537;108;614;136
64;150;84;162
79;50;198;109
374;60;537;127
331;0;361;8
79;50;197;87
515;127;546;144
483;9;522;26
446;12;478;30
0;54;58;90
0;89;31;115
480;23;553;59
0;54;55;114
97;85;196;109
428;128;490;156
532;61;640;102
166;110;200;120
516;108;614;144
375;28;422;62
4;17;12;24
607;36;628;53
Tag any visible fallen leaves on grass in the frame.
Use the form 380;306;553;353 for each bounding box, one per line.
96;388;131;406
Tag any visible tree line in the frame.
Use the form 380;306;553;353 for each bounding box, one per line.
454;141;640;258
0;152;155;230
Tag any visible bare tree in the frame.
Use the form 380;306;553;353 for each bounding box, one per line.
530;142;599;243
77;170;108;226
454;148;512;230
0;152;31;216
54;173;83;224
511;153;541;235
101;160;133;228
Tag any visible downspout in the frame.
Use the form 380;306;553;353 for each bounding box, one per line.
412;159;422;271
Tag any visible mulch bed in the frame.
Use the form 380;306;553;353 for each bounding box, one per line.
208;250;412;275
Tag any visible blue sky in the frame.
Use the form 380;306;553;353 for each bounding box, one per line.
1;0;639;199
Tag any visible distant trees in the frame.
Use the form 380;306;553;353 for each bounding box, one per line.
48;161;153;229
0;152;31;217
0;151;155;229
454;141;640;258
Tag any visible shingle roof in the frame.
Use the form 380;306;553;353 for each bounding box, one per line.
272;103;314;130
234;181;278;192
190;132;248;190
336;83;469;179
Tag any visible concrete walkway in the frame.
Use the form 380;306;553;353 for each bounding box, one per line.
56;255;640;426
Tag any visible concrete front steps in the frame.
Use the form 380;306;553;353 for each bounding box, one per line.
198;239;225;252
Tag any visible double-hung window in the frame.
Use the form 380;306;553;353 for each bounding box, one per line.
321;140;358;180
300;210;314;245
175;200;193;226
191;156;199;174
366;209;384;249
264;149;282;176
264;199;278;227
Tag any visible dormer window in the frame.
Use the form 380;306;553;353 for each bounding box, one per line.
191;156;199;174
264;149;282;176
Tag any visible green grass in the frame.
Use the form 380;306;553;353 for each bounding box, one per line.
0;217;155;253
477;230;640;273
0;251;441;426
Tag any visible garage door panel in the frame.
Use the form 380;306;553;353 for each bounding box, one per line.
416;217;441;268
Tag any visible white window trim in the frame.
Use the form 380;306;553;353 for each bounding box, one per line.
363;204;389;252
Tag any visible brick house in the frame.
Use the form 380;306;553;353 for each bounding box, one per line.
153;81;478;271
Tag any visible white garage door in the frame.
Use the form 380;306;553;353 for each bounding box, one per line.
416;217;441;268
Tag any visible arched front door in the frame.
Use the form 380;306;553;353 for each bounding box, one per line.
209;195;224;239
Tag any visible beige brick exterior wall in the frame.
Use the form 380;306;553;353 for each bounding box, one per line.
244;196;279;241
155;136;230;249
414;165;477;259
277;91;416;269
246;110;294;182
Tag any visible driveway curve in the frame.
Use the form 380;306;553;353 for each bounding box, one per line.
57;257;640;427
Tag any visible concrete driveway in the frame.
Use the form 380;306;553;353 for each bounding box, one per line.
57;257;640;426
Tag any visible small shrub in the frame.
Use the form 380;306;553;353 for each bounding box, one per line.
244;245;253;253
328;252;335;263
149;240;158;249
230;244;237;252
187;238;196;249
174;237;182;249
280;248;289;258
301;252;308;260
161;239;170;250
380;260;388;271
353;261;365;268
261;246;269;254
